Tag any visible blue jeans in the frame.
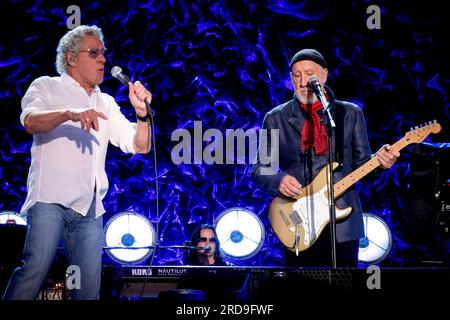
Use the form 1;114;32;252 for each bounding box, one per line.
2;199;104;300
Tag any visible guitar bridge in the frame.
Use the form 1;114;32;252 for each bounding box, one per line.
289;210;302;225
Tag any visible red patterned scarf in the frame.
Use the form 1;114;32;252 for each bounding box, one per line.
298;100;329;155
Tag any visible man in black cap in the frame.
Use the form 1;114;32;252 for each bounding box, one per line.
252;49;399;267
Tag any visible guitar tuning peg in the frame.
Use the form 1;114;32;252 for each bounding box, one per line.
415;126;418;129
428;121;432;125
410;127;413;131
433;119;437;123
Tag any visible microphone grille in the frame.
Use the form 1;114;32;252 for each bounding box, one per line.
308;76;319;84
111;66;122;78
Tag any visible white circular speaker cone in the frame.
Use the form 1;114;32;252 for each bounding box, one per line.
358;213;392;264
104;211;156;264
0;210;27;225
214;207;265;260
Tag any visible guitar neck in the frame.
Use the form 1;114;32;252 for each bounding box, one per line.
333;137;408;198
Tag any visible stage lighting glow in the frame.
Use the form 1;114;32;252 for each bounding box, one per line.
214;207;265;260
358;213;392;264
0;210;27;225
104;211;156;265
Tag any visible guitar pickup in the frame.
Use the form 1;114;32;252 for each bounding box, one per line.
278;210;290;226
289;210;302;225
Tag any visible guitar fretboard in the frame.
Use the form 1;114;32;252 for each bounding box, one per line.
333;135;411;198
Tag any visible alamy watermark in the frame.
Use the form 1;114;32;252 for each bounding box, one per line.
366;5;381;30
366;264;381;289
65;265;81;290
171;121;279;175
66;5;81;29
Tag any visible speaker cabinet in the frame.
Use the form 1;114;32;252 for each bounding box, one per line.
402;142;449;266
404;143;449;242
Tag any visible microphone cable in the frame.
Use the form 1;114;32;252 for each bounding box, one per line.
143;100;159;267
110;67;161;299
137;100;159;300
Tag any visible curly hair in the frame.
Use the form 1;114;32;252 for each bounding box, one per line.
55;25;104;75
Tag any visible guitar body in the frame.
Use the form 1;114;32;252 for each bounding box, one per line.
268;163;352;253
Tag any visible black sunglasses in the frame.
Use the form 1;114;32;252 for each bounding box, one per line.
199;237;216;243
78;47;106;59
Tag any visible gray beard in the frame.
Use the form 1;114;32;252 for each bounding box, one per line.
296;92;316;104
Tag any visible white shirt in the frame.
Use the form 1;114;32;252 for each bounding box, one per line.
20;73;138;218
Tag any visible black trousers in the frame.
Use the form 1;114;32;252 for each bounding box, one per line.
284;227;359;267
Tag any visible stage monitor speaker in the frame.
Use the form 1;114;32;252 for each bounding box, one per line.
0;211;27;296
214;207;265;261
358;213;393;264
0;211;27;267
104;211;156;265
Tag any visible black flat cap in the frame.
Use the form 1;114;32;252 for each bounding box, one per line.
289;49;327;69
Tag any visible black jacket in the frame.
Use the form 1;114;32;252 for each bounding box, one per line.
252;93;372;242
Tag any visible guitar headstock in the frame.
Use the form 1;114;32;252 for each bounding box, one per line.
405;120;441;144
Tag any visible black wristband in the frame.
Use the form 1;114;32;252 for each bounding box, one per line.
136;113;150;122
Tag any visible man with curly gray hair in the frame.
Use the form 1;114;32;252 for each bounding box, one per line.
3;25;153;300
55;25;105;75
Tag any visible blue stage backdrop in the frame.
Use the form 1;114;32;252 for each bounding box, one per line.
0;0;448;266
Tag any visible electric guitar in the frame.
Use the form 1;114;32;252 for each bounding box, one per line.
268;121;441;254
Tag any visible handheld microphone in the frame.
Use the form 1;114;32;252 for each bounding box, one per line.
111;65;154;116
203;245;212;252
111;66;131;86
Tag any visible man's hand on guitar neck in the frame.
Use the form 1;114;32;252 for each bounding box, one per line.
375;144;400;169
279;175;303;198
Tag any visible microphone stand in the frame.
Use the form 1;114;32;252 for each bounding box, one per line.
316;89;338;269
158;245;206;251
